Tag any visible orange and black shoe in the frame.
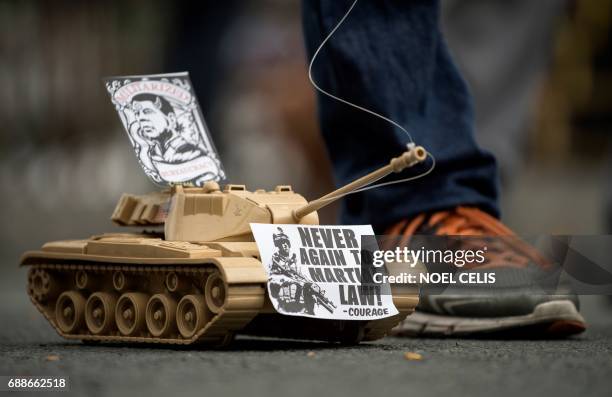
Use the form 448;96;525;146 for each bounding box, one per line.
387;207;587;338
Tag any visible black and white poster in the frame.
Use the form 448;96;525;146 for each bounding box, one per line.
250;224;398;320
105;72;225;186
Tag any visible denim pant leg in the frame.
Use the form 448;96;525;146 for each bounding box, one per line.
302;0;500;232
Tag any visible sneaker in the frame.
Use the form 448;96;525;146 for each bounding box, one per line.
387;206;587;337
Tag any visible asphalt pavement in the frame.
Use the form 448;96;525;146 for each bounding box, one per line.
1;268;611;397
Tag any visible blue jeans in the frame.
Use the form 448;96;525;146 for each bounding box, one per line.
302;0;500;232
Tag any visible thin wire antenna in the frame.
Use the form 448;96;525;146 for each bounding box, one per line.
306;0;437;203
308;0;414;143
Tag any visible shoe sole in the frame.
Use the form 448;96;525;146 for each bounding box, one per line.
390;300;587;338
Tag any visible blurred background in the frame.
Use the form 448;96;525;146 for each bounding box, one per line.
0;0;611;303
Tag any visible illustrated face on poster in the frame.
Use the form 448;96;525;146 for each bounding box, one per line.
105;72;225;186
250;223;398;321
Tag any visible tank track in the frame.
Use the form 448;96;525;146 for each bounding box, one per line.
27;262;265;347
26;261;418;346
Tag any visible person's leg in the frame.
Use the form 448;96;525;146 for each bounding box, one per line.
302;0;499;232
302;0;585;337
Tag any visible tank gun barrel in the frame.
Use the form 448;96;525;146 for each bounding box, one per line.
293;145;428;221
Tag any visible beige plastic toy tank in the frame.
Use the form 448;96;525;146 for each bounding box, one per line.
21;146;427;346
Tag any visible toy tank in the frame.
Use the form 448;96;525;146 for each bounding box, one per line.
21;146;427;347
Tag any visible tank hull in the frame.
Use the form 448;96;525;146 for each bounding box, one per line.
22;234;418;346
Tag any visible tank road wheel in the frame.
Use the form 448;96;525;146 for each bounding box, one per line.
75;270;89;290
176;295;210;339
204;273;227;313
55;291;86;334
85;292;118;335
115;293;148;336
112;271;127;291
28;268;58;302
165;272;188;293
146;294;177;337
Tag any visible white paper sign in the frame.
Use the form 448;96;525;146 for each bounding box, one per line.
105;72;225;186
250;223;398;320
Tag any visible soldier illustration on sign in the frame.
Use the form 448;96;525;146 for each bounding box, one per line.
268;227;336;315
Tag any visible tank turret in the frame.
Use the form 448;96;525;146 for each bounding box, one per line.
111;145;427;242
21;145;427;346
